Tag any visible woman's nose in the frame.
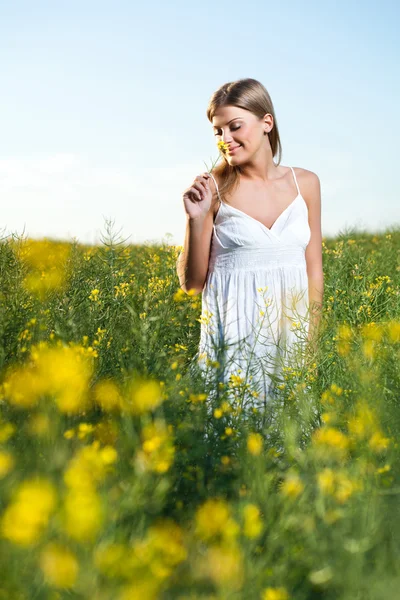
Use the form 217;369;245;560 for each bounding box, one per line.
222;131;233;143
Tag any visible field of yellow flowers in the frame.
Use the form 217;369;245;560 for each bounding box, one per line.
0;223;399;600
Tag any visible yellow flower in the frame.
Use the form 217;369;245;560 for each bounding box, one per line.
39;542;79;589
189;392;208;404
89;288;100;302
195;498;239;542
262;586;290;600
217;140;230;154
229;372;245;387
15;238;71;300
1;478;57;546
204;544;244;589
247;432;263;456
242;504;263;538
0;451;15;478
1;365;43;408
334;474;358;504
135;420;175;474
62;487;104;542
347;401;378;440
311;426;349;460
387;321;400;343
94;542;128;578
93;379;123;411
280;472;304;499
173;288;187;302
124;378;164;415
369;431;390;453
63;442;117;501
317;468;335;495
0;422;16;442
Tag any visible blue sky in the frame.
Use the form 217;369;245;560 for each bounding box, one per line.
1;0;399;246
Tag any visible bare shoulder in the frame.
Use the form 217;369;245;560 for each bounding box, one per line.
293;168;321;207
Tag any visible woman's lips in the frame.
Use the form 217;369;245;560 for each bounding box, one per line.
228;145;242;154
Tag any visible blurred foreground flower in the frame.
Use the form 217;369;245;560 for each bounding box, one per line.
14;238;71;300
135;419;175;474
1;342;95;414
39;542;79;589
1;477;57;546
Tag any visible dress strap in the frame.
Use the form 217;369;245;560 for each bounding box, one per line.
208;172;222;203
289;166;301;196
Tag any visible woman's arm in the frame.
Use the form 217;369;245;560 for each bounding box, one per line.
176;177;218;295
304;171;324;349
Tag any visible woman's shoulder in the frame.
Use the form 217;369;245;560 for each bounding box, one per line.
292;167;321;209
292;166;319;185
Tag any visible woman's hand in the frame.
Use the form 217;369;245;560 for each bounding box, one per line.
182;172;213;221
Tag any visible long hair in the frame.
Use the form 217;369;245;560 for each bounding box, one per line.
206;78;282;203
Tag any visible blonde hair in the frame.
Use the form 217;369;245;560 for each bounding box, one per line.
206;78;282;203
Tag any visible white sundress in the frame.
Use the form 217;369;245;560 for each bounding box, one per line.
195;166;312;414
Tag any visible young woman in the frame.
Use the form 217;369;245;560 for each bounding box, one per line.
177;78;323;412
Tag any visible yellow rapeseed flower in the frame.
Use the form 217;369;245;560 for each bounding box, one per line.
262;586;290;600
195;498;239;542
63;442;117;490
144;519;188;568
0;451;15;478
15;238;71;299
1;478;57;546
205;543;244;589
93;379;123;411
217;140;230;154
347;401;378;440
361;322;384;342
242;503;263;538
0;421;16;442
173;288;187;302
247;432;263;456
387;321;400;343
119;580;161;600
62;487;104;542
189;393;208;404
311;426;350;461
89;288;100;302
2;366;44;408
135;420;175;474
38;345;94;413
39;542;79;589
369;430;390;453
6;343;95;414
279;472;305;499
93;542;128;578
124;378;164;415
334;473;359;504
317;468;335;495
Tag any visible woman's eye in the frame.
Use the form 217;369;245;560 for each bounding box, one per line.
214;125;241;136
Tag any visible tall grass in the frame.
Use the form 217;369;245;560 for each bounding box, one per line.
0;220;399;599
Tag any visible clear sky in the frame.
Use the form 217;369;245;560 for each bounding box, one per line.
1;0;399;246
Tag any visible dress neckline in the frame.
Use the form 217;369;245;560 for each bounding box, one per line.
215;193;305;233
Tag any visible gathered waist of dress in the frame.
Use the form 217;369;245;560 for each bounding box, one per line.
208;245;306;272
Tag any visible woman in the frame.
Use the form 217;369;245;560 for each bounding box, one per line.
177;78;323;413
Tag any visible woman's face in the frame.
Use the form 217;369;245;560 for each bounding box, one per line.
212;105;272;163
